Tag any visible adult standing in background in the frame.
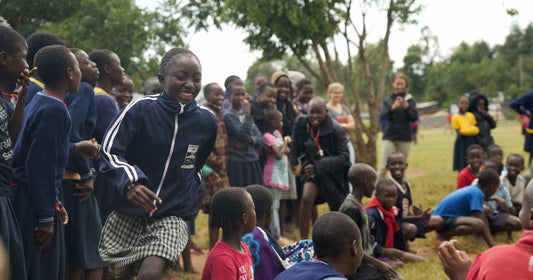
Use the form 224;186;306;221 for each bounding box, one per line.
468;94;496;150
326;82;356;164
510;91;533;166
378;73;418;180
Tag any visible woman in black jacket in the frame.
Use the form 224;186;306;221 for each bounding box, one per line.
377;73;418;179
468;94;496;150
290;97;351;239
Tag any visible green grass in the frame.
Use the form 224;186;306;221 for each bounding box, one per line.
172;120;527;280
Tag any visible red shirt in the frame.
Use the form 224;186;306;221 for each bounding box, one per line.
457;166;477;189
202;240;254;280
466;230;533;280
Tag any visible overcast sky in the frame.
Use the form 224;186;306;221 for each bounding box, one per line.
136;0;533;87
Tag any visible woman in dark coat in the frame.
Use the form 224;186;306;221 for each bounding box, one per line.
290;97;351;239
468;94;496;150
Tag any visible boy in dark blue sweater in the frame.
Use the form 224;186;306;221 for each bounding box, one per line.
63;48;106;280
89;49;123;221
24;32;65;106
98;48;217;280
12;45;81;280
275;212;363;280
0;24;36;280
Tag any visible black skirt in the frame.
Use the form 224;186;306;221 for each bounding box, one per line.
453;135;476;171
227;160;264;187
525;132;533;154
300;171;350;211
94;174;117;222
63;179;106;269
0;196;27;279
13;187;66;280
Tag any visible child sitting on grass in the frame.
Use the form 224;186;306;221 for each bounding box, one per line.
457;144;484;189
501;154;526;213
481;159;522;234
366;180;425;263
340;164;402;280
386;152;443;243
432;170;500;248
202;188;255;280
274;212;364;280
242;185;315;280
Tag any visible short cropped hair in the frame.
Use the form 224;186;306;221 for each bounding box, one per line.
375;179;395;195
34;45;73;86
313;212;360;259
26;32;64;69
478;170;500;190
203;83;220;98
296;79;312;92
484;159;503;174
466;144;483;155
258;82;275;94
308;96;327;110
245;185;272;219
0;26;26;55
89;49;115;77
210;188;250;232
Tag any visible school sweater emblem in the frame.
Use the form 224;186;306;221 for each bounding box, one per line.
180;144;199;169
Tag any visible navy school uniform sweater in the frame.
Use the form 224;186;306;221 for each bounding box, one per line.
367;207;406;252
93;88;119;144
223;108;263;163
25;77;44;106
275;261;346;280
99;92;217;218
64;81;97;180
12;92;71;227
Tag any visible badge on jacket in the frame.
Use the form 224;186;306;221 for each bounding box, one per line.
181;144;199;169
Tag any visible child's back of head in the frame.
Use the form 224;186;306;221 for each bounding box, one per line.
313;212;363;275
26;32;64;69
348;163;377;198
245;184;273;228
210;187;256;235
478;170;501;196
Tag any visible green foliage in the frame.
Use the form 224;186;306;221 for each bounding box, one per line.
0;0;82;36
402;23;533;106
2;0;186;92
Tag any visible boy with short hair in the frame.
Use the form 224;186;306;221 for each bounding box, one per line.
275;212;364;280
482;159;522;234
386;152;439;242
501;154;526;212
366;180;424;263
339;164;400;280
432;170;501;247
24;32;64;106
457;144;484;189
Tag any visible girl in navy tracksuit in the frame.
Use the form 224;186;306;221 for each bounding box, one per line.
12;45;81;280
98;48;217;279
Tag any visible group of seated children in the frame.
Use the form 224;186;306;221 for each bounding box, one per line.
433;143;525;248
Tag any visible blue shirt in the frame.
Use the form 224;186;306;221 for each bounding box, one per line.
432;185;485;218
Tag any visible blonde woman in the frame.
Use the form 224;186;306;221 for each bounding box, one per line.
326;82;356;164
377;73;418;179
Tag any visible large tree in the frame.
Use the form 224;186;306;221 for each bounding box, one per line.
185;0;421;166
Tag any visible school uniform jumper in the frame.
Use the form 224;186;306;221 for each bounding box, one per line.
0;95;26;280
452;112;479;171
290;115;350;210
92;87;120;221
223;107;264;187
25;77;44;106
98;92;217;276
12;92;71;280
62;81;106;269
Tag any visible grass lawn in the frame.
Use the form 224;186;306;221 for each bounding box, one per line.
171;120;527;280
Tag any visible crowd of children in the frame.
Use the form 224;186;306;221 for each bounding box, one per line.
0;24;531;280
